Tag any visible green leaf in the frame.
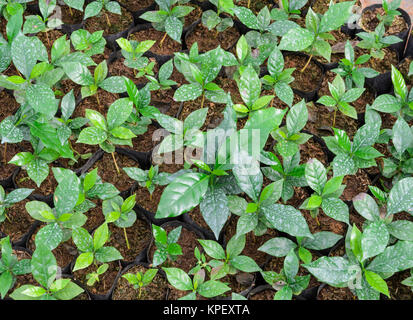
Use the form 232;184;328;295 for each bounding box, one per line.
84;1;103;19
107;98;133;131
165;16;183;43
72;227;93;252
73;252;94;271
198;240;226;260
279;28;315;51
284;248;299;281
392;117;413;155
321;198;349;225
93;223;108;251
200;189;230;240
364;270;390;298
262;204;312;238
367;240;413;274
174;83;203;102
391;65;408;101
184;108;208;132
258;237;297;257
302;232;342;251
26;83;57;118
31;246;57;288
95;247;123;263
238;65;261;107
352;193;380;221
287;100;308;134
77;127;107;145
163;267;193;291
198;280;230;298
361;220;389;261
35;223;63;251
274;285;293;300
156;173;209;218
305;159;326;195
230;255;261;272
387;177;413;215
319;1;355;33
62;62;94;86
303;256;351;287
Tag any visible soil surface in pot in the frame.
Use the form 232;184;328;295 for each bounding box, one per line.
284;54;323;92
0;199;34;242
358;47;399;74
85;7;133;36
361;7;408;34
112;264;169;300
130;29;182;56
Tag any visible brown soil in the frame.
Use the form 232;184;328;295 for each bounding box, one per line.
117;0;154;12
317;285;355;300
0;199;34;242
130;29;182;56
359;48;399;74
342;170;371;201
361;7;408;34
60;4;84;25
72;261;121;295
398;57;413;85
85;7;133;36
284;54;324;92
300;137;328;166
185;24;240;52
112;264;169;300
89;152;138;192
0;90;20;123
15;168;57;196
148;224;202;273
107;219;151;262
224;216;278;267
82;200;105;231
0;143;20;180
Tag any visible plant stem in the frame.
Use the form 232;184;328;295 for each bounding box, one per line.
45;30;50;47
96;94;101;108
69;6;73;16
333;108;337;128
300;54;313;73
247;0;251;8
111;152;120;174
138;287;142;300
315;215;320;226
3;142;7;164
105;12;111;27
159;32;168;48
200;92;205;109
5;213;11;223
123;228;130;250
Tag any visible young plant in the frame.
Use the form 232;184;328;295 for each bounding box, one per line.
356;22;402;59
79;167;120;202
25;168;88;250
353;177;413;242
271;100;311;157
77;98;136;173
317;74;365;127
116;37;156;78
228;178;285;237
300;158;349;225
331;41;379;89
23;0;63;45
202;0;235;33
323;125;383;177
261;249;310;300
261;150;308;203
102;195;137;250
0;0;28;20
377;0;402;27
83;0;121;24
124;165;171;200
70;29;107;57
62;60;127;103
124;79;160;135
381;117;413;183
262;46;296;107
10;246;84;300
122;268;158;299
189;247;211;275
233;6;289;48
0;9;22;72
72;222;123;272
163;267;230;300
0;186;33;223
155;108;208;155
9;137;62;187
174;46;228;108
146;59;178;91
232;64;274;117
303;223;413;299
151;224;183;267
371;65;413;119
259;231;343;264
139;0;194;45
278;2;355;70
86;263;109;286
0;236;31;299
197;234;261;280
